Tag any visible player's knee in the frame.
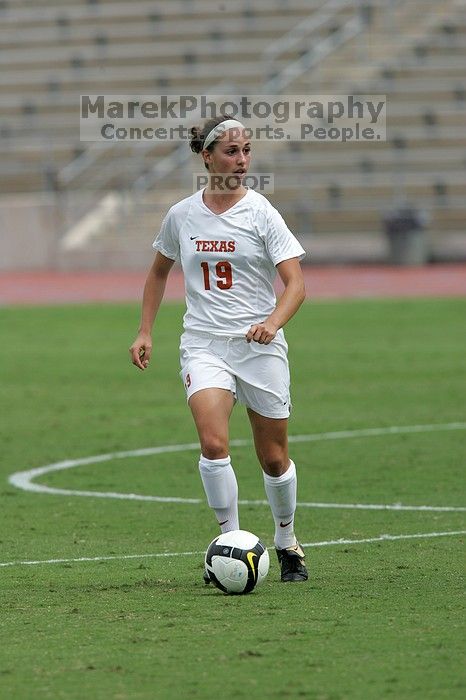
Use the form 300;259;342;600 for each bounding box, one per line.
261;452;289;477
200;436;228;460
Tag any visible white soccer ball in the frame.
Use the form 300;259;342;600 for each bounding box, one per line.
204;529;270;594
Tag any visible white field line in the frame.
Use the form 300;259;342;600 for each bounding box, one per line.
242;500;466;512
0;530;464;569
7;422;466;512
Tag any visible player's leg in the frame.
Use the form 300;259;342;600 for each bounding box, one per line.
247;408;294;543
247;408;308;582
180;332;240;534
189;388;240;533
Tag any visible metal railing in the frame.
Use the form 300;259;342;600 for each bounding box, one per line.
262;0;407;93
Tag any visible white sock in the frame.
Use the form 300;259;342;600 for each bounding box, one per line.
198;454;239;533
263;459;297;549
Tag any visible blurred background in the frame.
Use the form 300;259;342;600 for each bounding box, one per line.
0;0;465;273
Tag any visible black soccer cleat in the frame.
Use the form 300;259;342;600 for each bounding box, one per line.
276;543;308;582
203;567;211;585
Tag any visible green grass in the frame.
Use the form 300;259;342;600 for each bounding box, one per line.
0;298;465;699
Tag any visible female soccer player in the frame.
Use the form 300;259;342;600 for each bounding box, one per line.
129;115;308;582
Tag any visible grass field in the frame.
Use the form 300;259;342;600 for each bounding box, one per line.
1;298;465;700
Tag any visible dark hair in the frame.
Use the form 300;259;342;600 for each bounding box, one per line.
189;114;235;154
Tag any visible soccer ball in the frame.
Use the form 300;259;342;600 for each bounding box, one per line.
204;529;270;594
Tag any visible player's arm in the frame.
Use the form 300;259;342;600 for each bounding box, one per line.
129;252;175;370
246;257;306;344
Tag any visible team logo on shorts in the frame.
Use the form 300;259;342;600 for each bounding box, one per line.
185;373;191;390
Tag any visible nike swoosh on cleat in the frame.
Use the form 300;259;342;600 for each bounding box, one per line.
280;520;293;528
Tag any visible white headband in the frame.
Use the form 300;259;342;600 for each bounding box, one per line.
202;119;245;151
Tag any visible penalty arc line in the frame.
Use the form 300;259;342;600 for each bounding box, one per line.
7;421;466;512
0;530;464;569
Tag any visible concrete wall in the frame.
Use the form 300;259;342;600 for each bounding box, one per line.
0;194;62;270
0;193;465;271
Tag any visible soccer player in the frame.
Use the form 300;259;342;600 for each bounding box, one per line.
129;115;308;582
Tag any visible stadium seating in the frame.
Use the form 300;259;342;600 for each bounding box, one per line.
0;0;325;193
0;0;465;267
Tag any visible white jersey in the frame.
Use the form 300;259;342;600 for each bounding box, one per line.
152;188;305;336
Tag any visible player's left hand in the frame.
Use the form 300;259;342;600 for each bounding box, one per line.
246;321;278;345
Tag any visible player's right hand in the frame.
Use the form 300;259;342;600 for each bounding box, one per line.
129;333;152;370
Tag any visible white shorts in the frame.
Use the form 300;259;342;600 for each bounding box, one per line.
179;330;292;419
